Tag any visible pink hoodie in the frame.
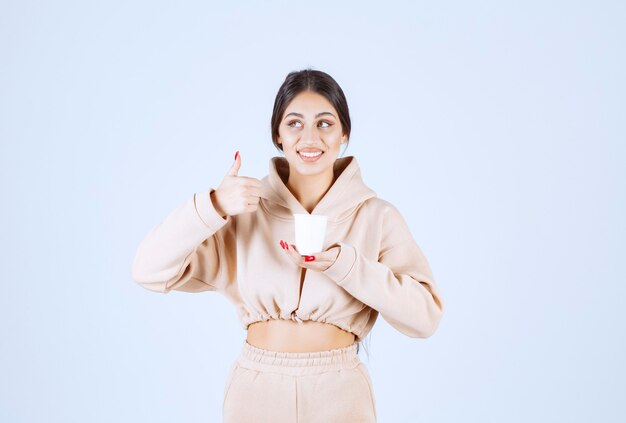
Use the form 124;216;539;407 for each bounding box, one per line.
131;155;444;341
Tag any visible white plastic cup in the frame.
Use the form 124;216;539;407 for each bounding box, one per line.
293;213;328;255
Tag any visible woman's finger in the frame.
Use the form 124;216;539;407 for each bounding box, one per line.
278;240;339;272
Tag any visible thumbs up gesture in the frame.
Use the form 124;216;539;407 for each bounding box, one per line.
211;151;263;218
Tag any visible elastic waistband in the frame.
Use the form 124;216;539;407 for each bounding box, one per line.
236;340;361;376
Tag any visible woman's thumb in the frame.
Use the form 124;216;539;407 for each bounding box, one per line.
227;150;241;176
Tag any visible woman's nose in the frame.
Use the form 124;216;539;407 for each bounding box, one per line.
301;125;320;142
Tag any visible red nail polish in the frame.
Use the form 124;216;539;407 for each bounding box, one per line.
279;240;284;249
234;151;239;160
304;255;315;262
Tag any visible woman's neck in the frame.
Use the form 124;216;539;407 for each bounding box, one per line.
286;167;336;214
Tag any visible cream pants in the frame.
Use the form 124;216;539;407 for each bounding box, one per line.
222;340;377;422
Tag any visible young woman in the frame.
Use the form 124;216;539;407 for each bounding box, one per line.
131;68;445;422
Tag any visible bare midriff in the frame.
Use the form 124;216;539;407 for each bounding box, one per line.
246;319;357;353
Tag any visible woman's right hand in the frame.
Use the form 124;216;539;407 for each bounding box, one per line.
211;151;263;218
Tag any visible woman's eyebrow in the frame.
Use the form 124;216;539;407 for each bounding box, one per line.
284;112;336;119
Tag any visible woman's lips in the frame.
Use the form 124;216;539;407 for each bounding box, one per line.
298;151;323;162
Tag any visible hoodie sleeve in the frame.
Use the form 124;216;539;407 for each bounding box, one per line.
131;189;236;294
321;203;444;338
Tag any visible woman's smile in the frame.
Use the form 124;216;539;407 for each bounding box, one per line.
298;149;324;162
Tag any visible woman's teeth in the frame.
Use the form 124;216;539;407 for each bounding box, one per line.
298;150;323;162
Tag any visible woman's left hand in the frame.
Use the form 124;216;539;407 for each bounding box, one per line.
279;240;340;272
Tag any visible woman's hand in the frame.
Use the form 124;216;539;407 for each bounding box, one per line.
279;240;340;272
212;151;263;218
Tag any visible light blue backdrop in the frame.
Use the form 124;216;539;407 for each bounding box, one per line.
1;1;624;422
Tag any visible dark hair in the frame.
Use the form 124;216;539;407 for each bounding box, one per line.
270;68;351;153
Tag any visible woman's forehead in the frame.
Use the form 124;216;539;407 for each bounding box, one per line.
285;92;337;116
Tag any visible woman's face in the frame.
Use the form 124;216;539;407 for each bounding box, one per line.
277;90;347;177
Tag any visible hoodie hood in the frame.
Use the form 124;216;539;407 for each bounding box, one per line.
259;155;377;223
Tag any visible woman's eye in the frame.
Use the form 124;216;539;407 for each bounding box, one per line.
287;120;333;128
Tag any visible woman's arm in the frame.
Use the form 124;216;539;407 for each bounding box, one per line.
322;204;444;338
131;189;236;294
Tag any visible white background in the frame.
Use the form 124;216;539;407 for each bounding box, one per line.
1;0;624;421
